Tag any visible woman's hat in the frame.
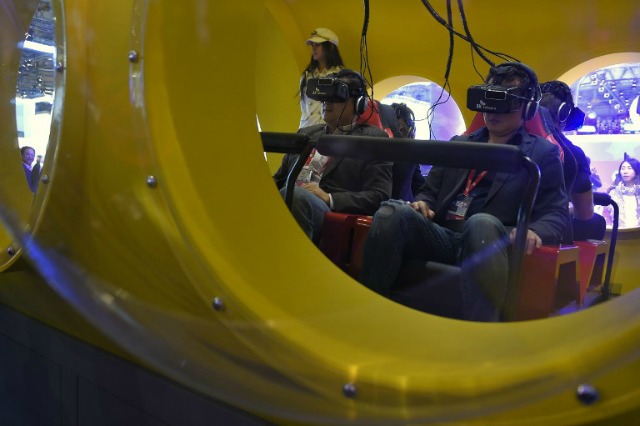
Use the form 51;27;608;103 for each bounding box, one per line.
306;28;339;46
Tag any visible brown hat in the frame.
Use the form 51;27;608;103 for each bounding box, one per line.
305;28;339;46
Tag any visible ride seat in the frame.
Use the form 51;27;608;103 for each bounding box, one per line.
356;100;394;137
538;106;611;299
574;240;608;305
347;111;582;320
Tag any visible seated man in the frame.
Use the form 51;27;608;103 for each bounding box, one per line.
359;62;569;322
273;69;392;243
388;103;426;202
539;80;606;240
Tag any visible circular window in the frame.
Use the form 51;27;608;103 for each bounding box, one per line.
16;0;56;195
562;60;640;230
377;77;466;176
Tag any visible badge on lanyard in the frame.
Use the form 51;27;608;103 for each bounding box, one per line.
296;166;314;186
446;169;487;221
446;194;473;220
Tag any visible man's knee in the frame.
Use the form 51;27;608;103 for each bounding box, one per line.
370;201;417;235
286;187;317;211
462;214;508;254
464;213;504;237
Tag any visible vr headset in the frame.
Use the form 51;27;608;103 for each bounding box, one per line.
467;84;529;113
306;77;350;102
564;107;586;132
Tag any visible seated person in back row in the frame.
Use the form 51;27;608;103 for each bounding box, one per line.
387;102;426;202
539;80;606;240
358;62;569;322
273;69;392;243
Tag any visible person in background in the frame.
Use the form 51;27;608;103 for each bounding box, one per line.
605;156;640;229
359;63;569;322
587;157;602;191
298;28;345;129
20;146;36;193
31;154;42;192
539;80;605;240
275;69;392;243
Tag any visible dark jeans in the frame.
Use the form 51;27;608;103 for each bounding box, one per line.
280;186;330;243
359;200;510;321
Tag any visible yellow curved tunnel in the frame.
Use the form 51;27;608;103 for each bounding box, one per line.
1;0;640;424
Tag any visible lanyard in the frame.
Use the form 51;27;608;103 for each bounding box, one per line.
304;148;331;173
304;148;316;166
464;169;488;196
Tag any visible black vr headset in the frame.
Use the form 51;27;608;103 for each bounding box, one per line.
306;77;350;102
466;84;529;113
564;107;586;132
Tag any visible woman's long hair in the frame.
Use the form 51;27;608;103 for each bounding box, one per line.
619;157;640;184
609;156;640;191
299;41;344;99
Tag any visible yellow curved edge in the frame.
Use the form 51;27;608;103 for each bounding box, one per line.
0;0;638;425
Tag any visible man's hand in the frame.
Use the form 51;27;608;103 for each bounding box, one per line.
408;200;435;220
509;228;542;255
302;182;330;205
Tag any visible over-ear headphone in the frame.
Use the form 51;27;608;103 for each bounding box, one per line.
391;103;416;137
540;81;573;123
489;62;541;121
335;69;368;115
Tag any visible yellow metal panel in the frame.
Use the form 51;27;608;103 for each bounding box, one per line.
0;0;639;425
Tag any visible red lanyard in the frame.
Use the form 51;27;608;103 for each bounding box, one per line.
304;148;317;166
464;169;488;196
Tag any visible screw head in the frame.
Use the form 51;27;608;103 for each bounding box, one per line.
342;383;357;398
128;50;139;63
55;62;64;72
576;384;599;405
7;247;15;256
41;174;50;184
212;297;225;312
146;176;157;188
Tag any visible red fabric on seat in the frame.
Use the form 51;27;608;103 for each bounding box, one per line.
356;100;394;137
465;111;565;162
318;212;362;271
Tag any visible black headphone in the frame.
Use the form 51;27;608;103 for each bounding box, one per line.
540;81;573;123
335;69;368;115
391;103;416;137
489;62;541;121
557;102;572;123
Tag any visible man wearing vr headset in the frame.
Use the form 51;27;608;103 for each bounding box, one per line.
540;81;605;241
273;69;392;243
359;63;569;322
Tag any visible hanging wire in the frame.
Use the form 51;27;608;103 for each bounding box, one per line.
457;0;497;67
425;0;454;139
420;0;519;67
469;44;484;81
359;0;377;121
418;0;522;138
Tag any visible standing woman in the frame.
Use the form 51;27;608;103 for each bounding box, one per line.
298;28;344;129
607;157;640;229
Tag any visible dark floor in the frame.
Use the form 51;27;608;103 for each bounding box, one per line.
553;287;619;317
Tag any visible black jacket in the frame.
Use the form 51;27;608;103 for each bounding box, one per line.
273;124;392;215
414;127;570;244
